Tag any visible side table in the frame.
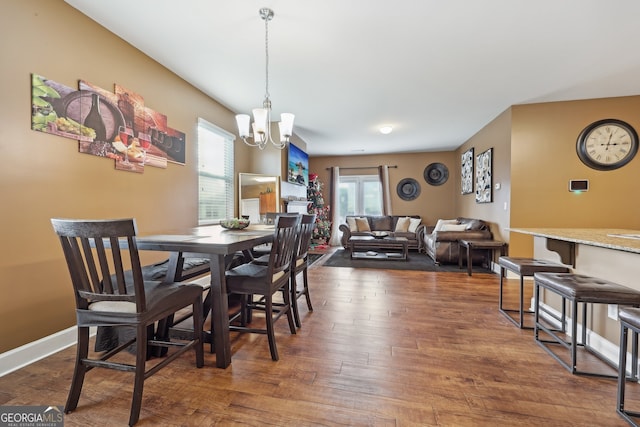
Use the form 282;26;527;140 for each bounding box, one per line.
459;239;508;276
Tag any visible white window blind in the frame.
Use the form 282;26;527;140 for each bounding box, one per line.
197;118;234;225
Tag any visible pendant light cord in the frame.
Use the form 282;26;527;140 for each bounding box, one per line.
264;14;270;103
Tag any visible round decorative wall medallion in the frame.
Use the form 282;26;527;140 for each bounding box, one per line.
424;163;449;186
397;178;421;201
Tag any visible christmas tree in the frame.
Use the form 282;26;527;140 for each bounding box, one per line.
307;173;331;248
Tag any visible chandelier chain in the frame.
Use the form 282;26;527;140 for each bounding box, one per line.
264;13;270;102
235;7;292;150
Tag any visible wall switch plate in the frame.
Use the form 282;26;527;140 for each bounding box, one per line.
608;304;618;320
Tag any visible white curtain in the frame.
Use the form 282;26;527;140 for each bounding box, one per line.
329;166;342;246
379;165;392;215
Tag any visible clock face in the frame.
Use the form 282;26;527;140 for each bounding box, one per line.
577;119;638;170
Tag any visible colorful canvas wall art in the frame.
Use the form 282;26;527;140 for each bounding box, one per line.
31;73;183;173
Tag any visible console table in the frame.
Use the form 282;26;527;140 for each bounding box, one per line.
459;239;507;276
348;236;409;261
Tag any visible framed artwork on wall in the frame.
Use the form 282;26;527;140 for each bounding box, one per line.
475;148;492;203
287;143;309;186
461;147;474;194
31;72;179;174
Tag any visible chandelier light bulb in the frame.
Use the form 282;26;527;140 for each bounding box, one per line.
235;114;250;138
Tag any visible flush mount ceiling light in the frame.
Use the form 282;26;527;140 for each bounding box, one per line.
235;8;294;150
379;125;393;135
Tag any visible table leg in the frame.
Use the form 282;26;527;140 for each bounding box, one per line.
209;255;232;368
467;244;473;276
165;252;182;282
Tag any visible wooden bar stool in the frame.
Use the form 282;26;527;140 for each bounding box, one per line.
617;307;640;426
534;272;640;378
498;257;570;329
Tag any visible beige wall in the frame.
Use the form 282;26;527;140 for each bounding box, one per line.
0;0;302;352
312;94;640;261
455;109;513;244
508;97;640;256
453;96;640;258
309;151;458;225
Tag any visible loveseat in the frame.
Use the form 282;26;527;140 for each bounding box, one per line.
423;217;492;264
339;215;425;251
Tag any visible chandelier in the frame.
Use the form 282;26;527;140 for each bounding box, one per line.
235;8;294;150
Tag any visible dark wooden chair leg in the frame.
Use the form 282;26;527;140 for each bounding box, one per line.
192;297;205;368
65;327;89;414
265;294;278;361
130;324;148;426
302;268;313;311
283;280;297;335
290;272;302;328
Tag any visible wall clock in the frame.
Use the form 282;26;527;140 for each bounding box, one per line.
576;119;638;171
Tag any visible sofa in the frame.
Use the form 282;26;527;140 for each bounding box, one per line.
339;215;425;251
423;217;493;264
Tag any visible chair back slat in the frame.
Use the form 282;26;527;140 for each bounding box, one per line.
51;218;144;311
295;214;316;262
108;236;127;295
267;215;301;279
89;236;111;294
126;235;147;311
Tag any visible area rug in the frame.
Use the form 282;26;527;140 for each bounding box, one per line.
307;253;324;266
322;249;494;273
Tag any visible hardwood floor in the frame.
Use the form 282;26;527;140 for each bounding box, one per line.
0;253;634;426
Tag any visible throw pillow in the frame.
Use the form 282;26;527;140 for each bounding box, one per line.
371;216;391;231
408;217;422;233
433;219;458;232
395;217;410;232
355;217;371;232
346;217;358;232
464;219;485;230
440;223;468;232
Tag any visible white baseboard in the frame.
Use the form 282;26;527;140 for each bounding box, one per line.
0;327;94;377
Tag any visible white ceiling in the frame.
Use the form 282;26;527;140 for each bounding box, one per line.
64;0;640;156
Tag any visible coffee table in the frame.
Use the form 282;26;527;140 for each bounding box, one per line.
348;235;409;261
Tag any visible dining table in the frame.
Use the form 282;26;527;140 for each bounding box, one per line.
136;224;274;368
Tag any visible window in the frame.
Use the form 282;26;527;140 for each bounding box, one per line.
198;118;234;225
338;174;382;225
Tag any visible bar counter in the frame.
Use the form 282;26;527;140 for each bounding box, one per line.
508;228;640;255
508;227;640;364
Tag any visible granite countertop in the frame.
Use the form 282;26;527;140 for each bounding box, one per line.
508;228;640;254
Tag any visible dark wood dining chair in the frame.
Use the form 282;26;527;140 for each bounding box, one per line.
51;218;204;426
225;215;301;361
290;214;316;327
252;213;316;327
